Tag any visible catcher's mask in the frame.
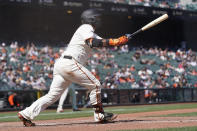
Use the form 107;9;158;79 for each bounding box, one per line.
81;8;103;29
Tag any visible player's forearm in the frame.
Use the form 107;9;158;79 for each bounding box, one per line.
108;36;128;46
86;35;128;48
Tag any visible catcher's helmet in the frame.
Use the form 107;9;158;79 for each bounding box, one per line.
81;8;102;28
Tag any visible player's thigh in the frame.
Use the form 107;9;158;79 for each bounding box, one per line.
65;62;100;89
54;58;100;89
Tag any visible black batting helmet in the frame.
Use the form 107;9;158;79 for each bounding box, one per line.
81;8;102;28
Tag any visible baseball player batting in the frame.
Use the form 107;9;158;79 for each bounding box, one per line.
17;8;129;126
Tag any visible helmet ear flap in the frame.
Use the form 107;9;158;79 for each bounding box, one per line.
90;17;96;23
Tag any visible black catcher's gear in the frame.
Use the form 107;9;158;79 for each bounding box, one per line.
81;8;102;28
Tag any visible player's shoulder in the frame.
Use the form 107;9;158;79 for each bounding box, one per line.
78;24;94;31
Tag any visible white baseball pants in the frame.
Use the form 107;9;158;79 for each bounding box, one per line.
19;57;101;120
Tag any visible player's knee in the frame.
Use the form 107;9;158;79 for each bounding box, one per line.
47;90;62;101
95;83;101;89
94;80;101;88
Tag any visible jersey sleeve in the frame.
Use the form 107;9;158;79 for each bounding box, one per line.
78;24;95;40
94;34;102;40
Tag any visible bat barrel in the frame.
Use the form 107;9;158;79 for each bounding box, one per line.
141;14;168;31
127;14;168;41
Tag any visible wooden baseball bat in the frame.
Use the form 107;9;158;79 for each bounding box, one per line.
127;14;169;40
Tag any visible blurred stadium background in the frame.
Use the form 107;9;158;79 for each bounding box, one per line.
0;0;197;111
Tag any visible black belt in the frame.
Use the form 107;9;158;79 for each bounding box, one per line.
63;55;72;59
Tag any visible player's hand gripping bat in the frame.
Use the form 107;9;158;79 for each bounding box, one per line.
126;14;169;40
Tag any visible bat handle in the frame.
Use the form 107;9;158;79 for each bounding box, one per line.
126;29;142;40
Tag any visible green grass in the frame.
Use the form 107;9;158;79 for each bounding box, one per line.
157;112;197;117
108;103;197;115
0;103;197;122
0;109;94;122
114;126;197;131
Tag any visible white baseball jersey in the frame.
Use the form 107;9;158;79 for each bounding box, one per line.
62;24;102;65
